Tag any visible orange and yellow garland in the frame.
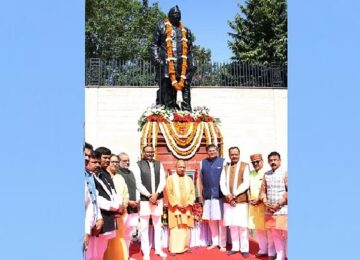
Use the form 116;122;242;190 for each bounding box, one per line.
140;121;224;159
165;18;188;91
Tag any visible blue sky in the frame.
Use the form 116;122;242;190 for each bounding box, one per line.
148;0;243;62
1;0;360;259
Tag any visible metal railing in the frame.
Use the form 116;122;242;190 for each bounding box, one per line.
86;58;287;88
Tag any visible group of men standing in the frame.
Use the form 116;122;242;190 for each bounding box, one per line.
198;144;288;260
84;142;288;260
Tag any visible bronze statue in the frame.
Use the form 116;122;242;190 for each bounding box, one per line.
150;5;197;111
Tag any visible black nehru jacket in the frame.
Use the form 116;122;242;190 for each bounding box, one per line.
118;167;138;214
94;169;117;234
137;160;164;201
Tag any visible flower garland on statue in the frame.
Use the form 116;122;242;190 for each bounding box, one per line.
165;18;188;91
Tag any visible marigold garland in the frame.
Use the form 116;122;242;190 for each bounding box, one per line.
170;122;193;138
163;122;198;147
159;122;204;159
140;118;223;159
165;18;188;91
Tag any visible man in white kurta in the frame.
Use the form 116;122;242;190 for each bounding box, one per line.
220;146;250;258
84;153;105;260
261;151;288;260
134;145;167;260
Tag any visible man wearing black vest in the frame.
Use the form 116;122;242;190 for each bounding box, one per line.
134;145;167;260
92;147;122;260
117;152;140;260
197;144;227;252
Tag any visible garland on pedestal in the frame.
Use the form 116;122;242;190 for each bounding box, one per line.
138;105;223;159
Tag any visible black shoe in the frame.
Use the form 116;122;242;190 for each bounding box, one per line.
227;250;238;256
241;252;249;258
255;253;268;258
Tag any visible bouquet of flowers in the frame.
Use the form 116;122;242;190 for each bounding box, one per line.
193;202;203;223
161;206;168;226
138;105;221;131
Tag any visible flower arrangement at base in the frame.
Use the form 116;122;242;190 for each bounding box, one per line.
193;202;203;223
138;104;221;130
139;104;223;159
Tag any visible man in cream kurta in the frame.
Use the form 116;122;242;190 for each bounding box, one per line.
134;145;167;260
166;160;195;255
249;153;274;258
220;146;250;258
104;154;129;260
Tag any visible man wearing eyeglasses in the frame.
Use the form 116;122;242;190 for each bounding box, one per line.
118;152;140;260
134;145;167;260
104;154;129;260
248;153;274;259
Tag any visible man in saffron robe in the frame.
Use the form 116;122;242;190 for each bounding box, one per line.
166;160;195;255
150;5;196;111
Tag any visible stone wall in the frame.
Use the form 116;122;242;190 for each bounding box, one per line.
85;86;287;171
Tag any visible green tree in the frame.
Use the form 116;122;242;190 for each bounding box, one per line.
86;0;165;60
228;0;287;64
192;45;212;65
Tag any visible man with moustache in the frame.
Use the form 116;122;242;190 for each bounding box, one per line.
118;152;140;260
261;152;288;260
84;151;104;260
249;153;274;258
84;142;93;163
92;147;123;260
166;160;195;255
198;144;227;251
134;145;167;260
220;147;250;258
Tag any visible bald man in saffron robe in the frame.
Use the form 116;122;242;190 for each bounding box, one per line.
166;160;195;255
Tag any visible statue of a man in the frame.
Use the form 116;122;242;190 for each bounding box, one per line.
150;5;197;111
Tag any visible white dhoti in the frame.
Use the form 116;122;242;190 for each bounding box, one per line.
85;231;115;260
202;198;227;247
202;198;224;220
223;202;248;227
139;199;164;259
224;203;249;253
124;213;140;256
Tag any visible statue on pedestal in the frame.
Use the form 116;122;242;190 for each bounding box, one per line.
150;5;197;112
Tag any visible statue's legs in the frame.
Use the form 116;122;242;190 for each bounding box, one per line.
181;83;192;111
157;78;177;109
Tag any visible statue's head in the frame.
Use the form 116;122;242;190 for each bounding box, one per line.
168;5;181;26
